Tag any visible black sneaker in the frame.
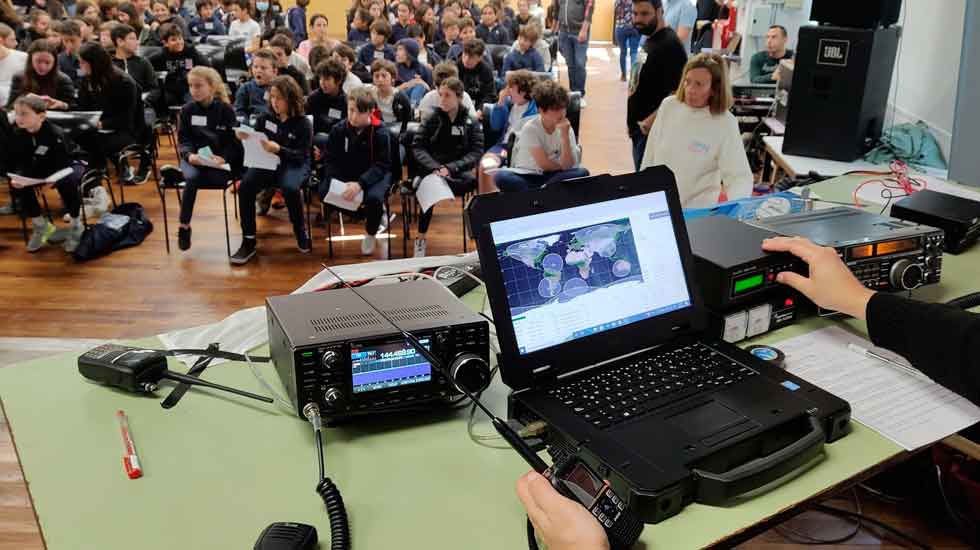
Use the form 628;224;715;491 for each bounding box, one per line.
297;232;311;253
230;239;256;265
256;188;274;216
133;162;152;185
178;226;191;251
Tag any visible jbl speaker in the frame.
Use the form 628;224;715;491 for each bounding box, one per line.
783;25;901;162
810;0;902;29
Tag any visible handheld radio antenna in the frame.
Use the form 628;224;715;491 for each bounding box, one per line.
322;265;548;472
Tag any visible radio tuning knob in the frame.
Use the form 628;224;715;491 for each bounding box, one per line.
449;353;491;395
323;387;344;409
321;350;340;367
889;259;924;290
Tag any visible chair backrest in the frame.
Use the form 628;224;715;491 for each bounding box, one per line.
487;44;511;75
138;45;163;60
197;43;226;75
224;43;248;72
567;91;582;139
206;35;246;48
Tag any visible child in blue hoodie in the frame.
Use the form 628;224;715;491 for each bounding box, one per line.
478;69;538;194
394;37;433;108
188;0;227;42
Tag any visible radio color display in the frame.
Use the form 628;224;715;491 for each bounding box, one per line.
733;273;765;294
350;339;431;394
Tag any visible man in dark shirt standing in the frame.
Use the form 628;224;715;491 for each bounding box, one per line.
750;25;794;83
626;0;688;171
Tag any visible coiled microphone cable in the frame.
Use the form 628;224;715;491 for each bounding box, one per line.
303;403;351;550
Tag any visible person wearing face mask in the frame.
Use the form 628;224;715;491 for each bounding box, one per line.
256;0;284;32
640;52;752;207
626;0;686;171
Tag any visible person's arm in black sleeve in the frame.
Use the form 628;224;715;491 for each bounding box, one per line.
412;115;442;173
479;63;495;106
55;74;76;108
275;117;312;163
394;91;412;134
100;78;139;131
867;293;980;406
138;57;162;105
360;126;392;189
218;104;242;167
446;118;483;175
176;106;195;160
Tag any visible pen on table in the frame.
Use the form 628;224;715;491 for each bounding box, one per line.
116;410;143;479
846;343;930;381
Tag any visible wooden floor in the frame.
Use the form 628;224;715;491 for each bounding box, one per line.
0;45;972;549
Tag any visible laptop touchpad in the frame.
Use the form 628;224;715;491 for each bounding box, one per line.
666;400;747;439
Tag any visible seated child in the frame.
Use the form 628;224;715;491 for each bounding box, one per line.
319;86;394;256
493;80;588;192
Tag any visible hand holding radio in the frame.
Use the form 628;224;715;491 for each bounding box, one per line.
763;237;875;319
517;471;610;550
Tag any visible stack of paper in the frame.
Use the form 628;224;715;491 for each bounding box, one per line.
415;174;456;212
7;167;74;188
322;178;363;211
235;126;279;170
776;326;980;450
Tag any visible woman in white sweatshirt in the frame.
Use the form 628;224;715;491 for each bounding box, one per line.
640;53;753;208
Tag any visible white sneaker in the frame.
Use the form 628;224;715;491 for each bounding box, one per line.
361;234;377;255
413;238;427;258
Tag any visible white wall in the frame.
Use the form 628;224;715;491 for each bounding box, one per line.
887;0;966;160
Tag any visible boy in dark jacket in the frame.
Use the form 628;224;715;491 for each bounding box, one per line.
389;0;412;44
189;0;227;42
457;38;496;110
320;87;393;256
234;48;278;123
306;57;347;150
476;3;512;45
433;14;459;60
347;8;372;43
410;77;483;257
112;23;161;183
150;23;209;108
9;95;84;253
394;37;432;108
356;19;396;67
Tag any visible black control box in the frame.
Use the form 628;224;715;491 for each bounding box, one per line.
266;280;489;421
890;190;980;254
687;216;810;343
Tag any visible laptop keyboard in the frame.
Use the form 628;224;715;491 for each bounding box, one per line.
547;343;758;431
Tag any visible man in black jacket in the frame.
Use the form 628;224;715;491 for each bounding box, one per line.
627;0;686;170
150;22;209;108
457;38;495;114
411;77;483;258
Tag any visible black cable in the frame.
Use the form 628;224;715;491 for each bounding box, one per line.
813;504;932;550
527;516;539;550
776;489;862;545
947;292;980;310
316;478;351;550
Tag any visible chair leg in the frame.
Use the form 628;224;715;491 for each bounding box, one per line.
401;193;409;259
103;173;118;208
325;204;334;258
19;213;28;244
385;192;392;259
461;194;468;253
160;186;171;254
38;189;53;222
304;187;314;252
222;187;231;258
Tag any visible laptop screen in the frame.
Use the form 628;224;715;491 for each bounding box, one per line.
489;191;692;355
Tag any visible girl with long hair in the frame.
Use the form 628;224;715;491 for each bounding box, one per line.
6;38;74;109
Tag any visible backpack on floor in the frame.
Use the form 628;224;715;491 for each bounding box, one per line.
72;203;154;262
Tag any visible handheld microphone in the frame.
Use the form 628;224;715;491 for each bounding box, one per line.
321;267;644;549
